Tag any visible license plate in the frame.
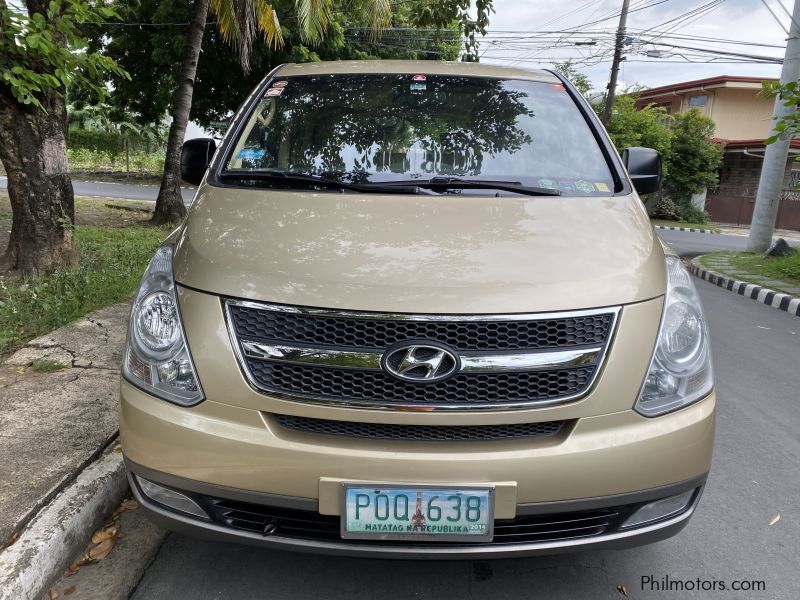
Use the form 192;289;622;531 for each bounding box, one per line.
341;485;494;542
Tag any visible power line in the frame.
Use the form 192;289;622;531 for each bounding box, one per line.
760;0;790;33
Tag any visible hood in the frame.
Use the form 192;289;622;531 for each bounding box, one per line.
173;186;665;314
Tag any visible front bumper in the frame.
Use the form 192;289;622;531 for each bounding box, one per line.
120;378;714;557
127;461;706;559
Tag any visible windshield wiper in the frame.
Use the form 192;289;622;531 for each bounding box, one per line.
219;171;426;194
373;176;561;197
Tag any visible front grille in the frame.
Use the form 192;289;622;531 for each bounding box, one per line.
251;361;593;406
203;497;624;546
273;413;566;442
225;300;618;410
229;304;613;351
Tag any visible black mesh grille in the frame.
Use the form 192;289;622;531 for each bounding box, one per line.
229;304;612;351
248;361;593;406
203;498;625;545
273;414;566;442
227;301;615;408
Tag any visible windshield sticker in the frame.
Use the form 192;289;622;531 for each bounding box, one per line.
237;148;266;161
594;182;611;192
412;74;427;81
410;82;427;91
538;179;558;190
558;181;576;192
266;87;283;97
272;80;288;88
575;180;595;193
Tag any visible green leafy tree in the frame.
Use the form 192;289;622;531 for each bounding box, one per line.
83;0;490;224
760;79;800;144
663;108;723;213
551;60;591;97
0;0;128;275
603;94;673;175
80;3;461;131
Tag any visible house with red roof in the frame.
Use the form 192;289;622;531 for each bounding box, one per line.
635;76;800;230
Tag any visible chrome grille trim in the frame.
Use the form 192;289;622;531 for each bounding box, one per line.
223;299;620;411
241;340;603;373
228;299;620;323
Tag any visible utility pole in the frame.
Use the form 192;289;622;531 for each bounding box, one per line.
602;0;631;127
747;0;800;252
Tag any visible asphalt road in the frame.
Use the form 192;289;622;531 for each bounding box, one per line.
130;250;800;599
0;176;196;204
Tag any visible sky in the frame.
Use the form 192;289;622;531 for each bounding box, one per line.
480;0;789;90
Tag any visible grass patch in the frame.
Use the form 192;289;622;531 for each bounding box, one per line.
0;221;170;356
31;359;68;373
66;147;165;177
699;251;800;292
651;219;719;233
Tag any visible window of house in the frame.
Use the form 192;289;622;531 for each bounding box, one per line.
687;95;708;107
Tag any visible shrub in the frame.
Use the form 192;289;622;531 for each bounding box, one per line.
675;203;710;224
663;110;724;204
651;195;680;221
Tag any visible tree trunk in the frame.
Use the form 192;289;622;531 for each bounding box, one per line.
0;86;76;276
747;0;800;252
152;0;209;225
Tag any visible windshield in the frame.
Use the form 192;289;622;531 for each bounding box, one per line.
224;74;615;195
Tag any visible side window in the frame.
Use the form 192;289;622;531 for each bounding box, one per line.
228;98;276;169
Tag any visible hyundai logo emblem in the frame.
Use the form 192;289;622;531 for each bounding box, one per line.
381;341;460;383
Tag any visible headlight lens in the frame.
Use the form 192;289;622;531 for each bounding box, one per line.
123;246;204;406
135;292;181;352
635;256;713;417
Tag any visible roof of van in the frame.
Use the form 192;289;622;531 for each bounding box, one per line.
274;60;560;82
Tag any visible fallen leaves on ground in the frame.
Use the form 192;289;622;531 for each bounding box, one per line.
48;587;58;599
91;524;119;544
1;530;19;551
67;536;117;573
63;586;76;596
110;499;138;519
617;583;629;597
65;497;138;575
88;538;115;561
769;514;781;526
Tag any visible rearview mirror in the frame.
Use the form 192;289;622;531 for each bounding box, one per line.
622;147;662;195
180;138;216;186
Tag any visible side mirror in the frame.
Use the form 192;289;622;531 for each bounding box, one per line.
180;138;216;186
622;147;662;195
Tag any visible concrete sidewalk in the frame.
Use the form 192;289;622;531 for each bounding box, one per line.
0;304;129;545
713;224;800;242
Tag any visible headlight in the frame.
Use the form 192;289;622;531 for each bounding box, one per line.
123;246;204;406
635;256;713;417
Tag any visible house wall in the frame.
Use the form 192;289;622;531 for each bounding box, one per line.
709;88;775;140
716;152;796;198
636;86;775;140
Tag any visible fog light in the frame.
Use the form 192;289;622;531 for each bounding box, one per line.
135;475;208;519
621;489;696;529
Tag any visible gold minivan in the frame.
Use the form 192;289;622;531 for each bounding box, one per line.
120;60;715;558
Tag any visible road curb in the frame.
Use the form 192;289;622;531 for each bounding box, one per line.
689;259;800;317
655;225;717;234
0;443;128;600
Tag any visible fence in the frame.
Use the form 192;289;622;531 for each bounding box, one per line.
705;189;800;231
